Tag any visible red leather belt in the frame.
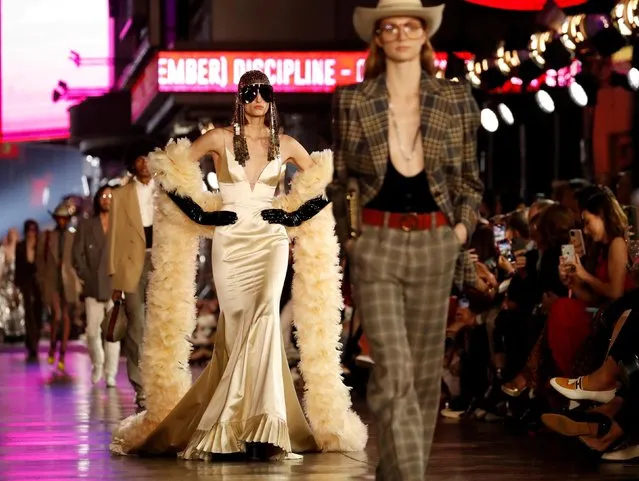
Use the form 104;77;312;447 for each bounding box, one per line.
361;209;449;232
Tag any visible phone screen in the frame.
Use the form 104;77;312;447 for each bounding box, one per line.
497;239;514;262
493;224;506;243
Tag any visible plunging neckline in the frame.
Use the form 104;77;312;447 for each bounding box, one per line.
226;147;272;193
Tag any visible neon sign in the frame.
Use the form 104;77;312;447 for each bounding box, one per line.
131;58;159;122
156;51;468;94
464;0;586;10
158;51;367;93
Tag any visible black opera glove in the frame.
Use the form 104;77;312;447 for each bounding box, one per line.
166;191;238;226
261;195;330;227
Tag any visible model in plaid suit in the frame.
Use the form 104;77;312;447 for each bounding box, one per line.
331;1;483;479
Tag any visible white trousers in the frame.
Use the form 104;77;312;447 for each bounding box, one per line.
85;297;120;379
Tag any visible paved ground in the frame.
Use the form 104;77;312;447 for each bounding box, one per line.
1;341;638;480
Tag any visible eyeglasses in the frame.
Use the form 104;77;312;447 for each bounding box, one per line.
239;84;274;104
101;193;112;199
376;21;424;41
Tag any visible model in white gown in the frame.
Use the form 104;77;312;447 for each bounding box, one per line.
180;145;316;458
110;70;367;460
127;143;317;460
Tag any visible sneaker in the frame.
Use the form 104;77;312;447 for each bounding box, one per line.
106;377;116;388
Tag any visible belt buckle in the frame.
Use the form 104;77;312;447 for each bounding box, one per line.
400;213;419;232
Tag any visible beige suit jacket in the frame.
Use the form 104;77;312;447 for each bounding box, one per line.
108;181;148;293
37;229;80;305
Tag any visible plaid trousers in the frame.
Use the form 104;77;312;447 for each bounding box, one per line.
352;222;460;481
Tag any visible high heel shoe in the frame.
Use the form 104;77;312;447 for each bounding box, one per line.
541;411;612;438
501;383;528;398
57;360;65;371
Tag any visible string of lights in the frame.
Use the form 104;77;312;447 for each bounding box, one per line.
445;1;638;131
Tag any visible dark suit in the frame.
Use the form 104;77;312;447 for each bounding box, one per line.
15;241;43;357
73;216;120;382
73;216;111;302
331;72;483;480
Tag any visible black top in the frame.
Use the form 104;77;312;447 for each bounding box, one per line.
144;226;153;249
14;241;37;290
365;160;439;213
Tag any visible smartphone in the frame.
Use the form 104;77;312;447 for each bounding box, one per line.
562;244;576;264
493;224;506;243
569;229;586;257
624;205;638;241
497;239;515;262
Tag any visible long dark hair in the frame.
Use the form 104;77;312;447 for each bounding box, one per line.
577;185;627;242
469;223;498;263
23;219;39;237
231;70;280;167
93;185;111;216
577;185;627;264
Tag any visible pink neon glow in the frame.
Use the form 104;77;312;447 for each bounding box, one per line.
155;51;474;94
464;0;586;10
0;0;113;141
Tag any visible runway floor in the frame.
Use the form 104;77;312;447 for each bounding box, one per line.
1;341;639;480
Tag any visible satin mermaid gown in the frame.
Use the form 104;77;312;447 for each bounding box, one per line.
136;147;317;459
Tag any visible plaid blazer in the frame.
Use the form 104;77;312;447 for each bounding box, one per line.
329;71;483;287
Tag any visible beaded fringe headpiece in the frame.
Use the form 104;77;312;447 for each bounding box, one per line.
232;70;280;167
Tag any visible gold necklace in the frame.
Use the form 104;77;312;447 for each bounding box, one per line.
389;105;421;163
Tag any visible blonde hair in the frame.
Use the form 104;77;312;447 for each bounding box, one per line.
363;22;436;80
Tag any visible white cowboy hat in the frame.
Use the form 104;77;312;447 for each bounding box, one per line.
48;202;75;218
353;0;445;42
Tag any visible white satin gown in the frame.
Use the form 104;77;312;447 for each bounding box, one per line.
175;147;316;459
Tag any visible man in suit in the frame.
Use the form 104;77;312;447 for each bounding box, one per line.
331;1;483;479
39;203;80;371
73;186;120;387
108;144;155;410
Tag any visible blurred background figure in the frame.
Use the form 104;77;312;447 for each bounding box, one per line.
40;203;79;371
15;220;42;361
0;228;25;344
73;186;120;387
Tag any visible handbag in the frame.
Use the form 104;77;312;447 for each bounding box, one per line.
103;296;128;342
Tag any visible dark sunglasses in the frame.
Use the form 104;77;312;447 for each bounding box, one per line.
239;84;273;104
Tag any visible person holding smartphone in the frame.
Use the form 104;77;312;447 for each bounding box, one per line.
552;185;634;399
558;186;631;304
